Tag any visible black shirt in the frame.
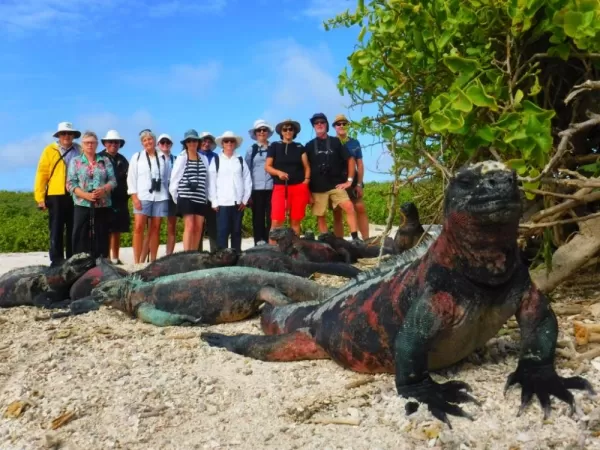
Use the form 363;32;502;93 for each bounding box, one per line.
266;141;306;185
99;150;129;203
305;135;351;193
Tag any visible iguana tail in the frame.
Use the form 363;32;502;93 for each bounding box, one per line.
295;261;362;278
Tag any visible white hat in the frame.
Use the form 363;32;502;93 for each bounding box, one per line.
248;119;274;140
215;131;243;149
157;133;173;144
101;130;126;148
53;121;81;139
199;131;217;151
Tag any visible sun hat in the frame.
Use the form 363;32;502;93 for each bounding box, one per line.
332;114;349;126
157;133;173;144
275;119;301;136
101;130;126;148
180;129;201;145
248;119;274;140
199;131;217;151
53;122;81;139
215;131;243;149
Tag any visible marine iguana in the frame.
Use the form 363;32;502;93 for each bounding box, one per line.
317;231;396;262
65;266;338;327
236;248;362;279
393;202;441;252
69;258;129;300
0;253;95;308
269;228;345;263
201;161;595;427
132;248;239;281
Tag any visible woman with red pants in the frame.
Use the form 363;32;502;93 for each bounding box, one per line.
265;119;310;240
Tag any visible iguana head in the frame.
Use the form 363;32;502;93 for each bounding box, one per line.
269;227;296;244
91;277;137;310
211;248;240;265
50;252;96;282
444;160;521;226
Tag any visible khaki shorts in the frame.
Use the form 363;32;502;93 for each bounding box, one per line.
312;188;350;216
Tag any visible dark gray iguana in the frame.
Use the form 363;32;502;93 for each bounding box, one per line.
65;266;337;327
201;160;595;427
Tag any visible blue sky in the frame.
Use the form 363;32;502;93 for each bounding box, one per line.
0;0;394;192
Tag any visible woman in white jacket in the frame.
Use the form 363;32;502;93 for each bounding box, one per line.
169;129;210;251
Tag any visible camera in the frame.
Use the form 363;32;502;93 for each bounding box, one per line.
187;181;198;192
318;163;331;176
149;178;162;193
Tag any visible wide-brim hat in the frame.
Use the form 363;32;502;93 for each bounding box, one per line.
101;129;125;148
53;121;81;139
332;114;349;126
248;119;274;140
180;129;200;144
215;131;243;149
199;131;217;151
275;119;301;136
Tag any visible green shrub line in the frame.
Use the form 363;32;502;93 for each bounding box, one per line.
0;181;439;253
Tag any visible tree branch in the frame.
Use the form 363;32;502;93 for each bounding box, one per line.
564;79;600;105
520;211;600;229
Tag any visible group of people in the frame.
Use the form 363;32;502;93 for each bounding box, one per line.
33;112;370;266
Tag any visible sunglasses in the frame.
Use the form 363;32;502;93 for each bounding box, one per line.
138;128;152;136
104;140;120;145
159;140;172;145
334;122;348;127
313;120;327;125
222;139;236;144
282;127;294;132
58;132;75;136
255;128;269;133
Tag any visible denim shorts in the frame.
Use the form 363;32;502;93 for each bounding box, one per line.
133;200;169;217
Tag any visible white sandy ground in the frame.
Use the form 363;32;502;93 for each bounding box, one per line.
1;228;600;449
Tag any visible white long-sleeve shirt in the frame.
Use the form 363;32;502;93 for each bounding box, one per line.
208;152;252;207
127;150;171;202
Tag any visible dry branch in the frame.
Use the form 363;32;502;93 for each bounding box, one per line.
520;211;600;229
564;80;600;105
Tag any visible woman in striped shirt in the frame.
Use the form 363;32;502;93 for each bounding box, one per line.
169;129;210;251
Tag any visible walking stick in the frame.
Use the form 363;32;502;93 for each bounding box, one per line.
89;195;96;258
284;178;289;228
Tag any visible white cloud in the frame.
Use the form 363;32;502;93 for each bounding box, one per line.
0;0;227;35
255;39;350;123
120;61;222;97
0;110;156;172
301;0;355;20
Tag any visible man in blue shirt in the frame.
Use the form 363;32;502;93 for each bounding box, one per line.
331;114;369;239
198;131;219;251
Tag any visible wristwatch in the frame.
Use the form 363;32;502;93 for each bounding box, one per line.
347;177;353;182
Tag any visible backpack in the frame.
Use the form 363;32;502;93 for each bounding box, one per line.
214;154;244;173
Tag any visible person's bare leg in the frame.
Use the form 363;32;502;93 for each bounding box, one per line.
132;215;147;264
109;232;121;261
290;219;302;236
183;215;194;251
193;216;204;250
166;216;177;255
317;216;328;233
148;217;163;262
354;199;369;239
339;200;358;233
332;207;344;237
140;217;151;262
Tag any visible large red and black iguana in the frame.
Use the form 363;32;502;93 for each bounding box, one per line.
201;160;595;427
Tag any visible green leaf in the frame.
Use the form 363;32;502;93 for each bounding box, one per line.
506;158;528;175
525;115;552;153
443;56;480;76
451;88;473;112
464;135;485;156
563;11;584;37
548;42;570;60
428;113;451;132
429;94;450;113
445;110;465;132
495;112;521;130
514;89;524;106
382;126;394;140
465;79;498;110
476;125;496;142
504;127;528;143
358;25;367;42
580;163;600;174
437;29;454;49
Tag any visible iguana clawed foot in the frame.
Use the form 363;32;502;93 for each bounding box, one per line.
201;332;247;353
504;361;596;419
397;377;480;428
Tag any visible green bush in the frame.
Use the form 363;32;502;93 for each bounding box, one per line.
0;183;438;253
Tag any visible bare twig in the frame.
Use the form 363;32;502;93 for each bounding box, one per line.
519;113;600;183
519;187;578;200
519;211;600;229
540;177;600;189
530;189;600;222
564;79;600;105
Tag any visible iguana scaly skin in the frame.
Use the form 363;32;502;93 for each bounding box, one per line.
0;253;95;308
70;266;337;327
201;161;595;427
269;227;344;263
69;258;129;300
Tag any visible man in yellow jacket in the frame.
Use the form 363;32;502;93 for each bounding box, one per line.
34;122;82;266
